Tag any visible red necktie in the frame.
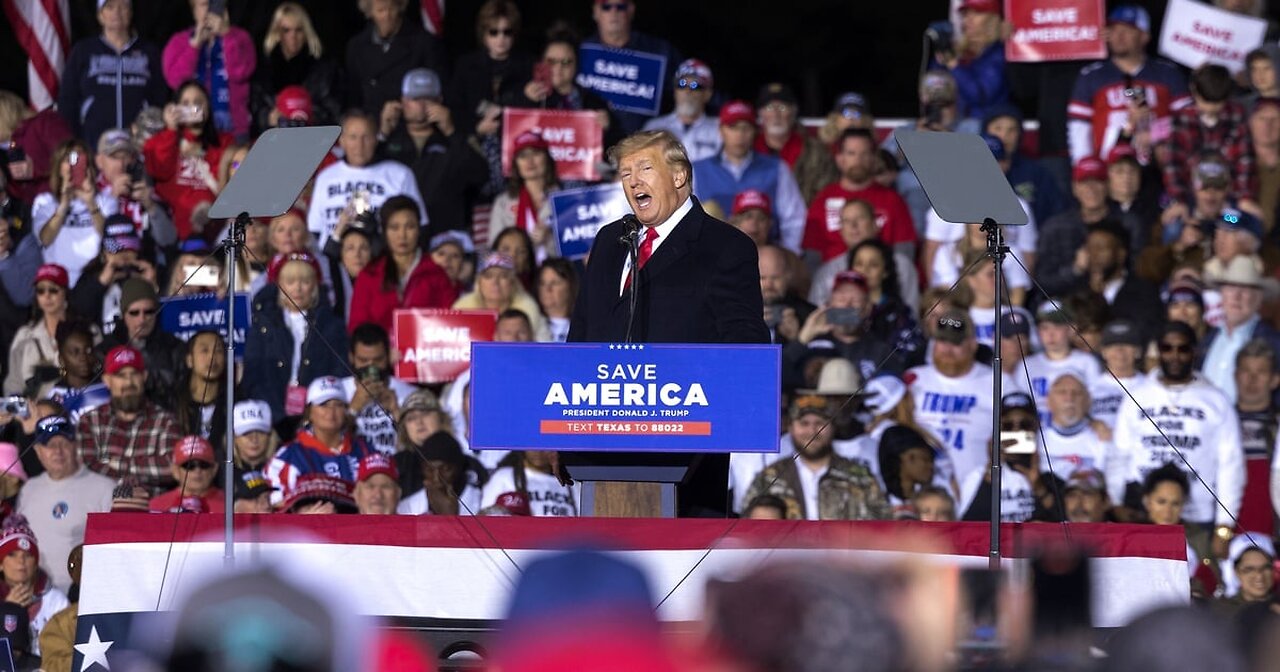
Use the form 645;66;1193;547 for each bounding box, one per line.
624;227;660;291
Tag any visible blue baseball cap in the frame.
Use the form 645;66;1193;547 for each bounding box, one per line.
1219;208;1263;240
178;238;212;255
1108;5;1151;33
34;415;74;445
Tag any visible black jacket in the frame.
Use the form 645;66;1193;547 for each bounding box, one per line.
568;198;770;345
344;20;448;116
379;125;489;237
250;47;343;136
448;49;533;136
58;34;169;147
97;322;185;409
242;284;350;422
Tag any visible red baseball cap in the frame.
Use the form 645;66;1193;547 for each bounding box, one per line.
512;131;549;155
104;345;145;375
731;189;772;217
33;263;68;288
173;435;215;465
1072;156;1107;182
718;100;755;127
357;453;399;482
833;270;869;292
1105;144;1139;166
266;251;322;285
495;491;532;516
959;0;1000;13
276;85;313;123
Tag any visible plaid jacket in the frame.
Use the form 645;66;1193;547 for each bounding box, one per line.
1162;101;1255;204
77;401;182;495
743;454;890;521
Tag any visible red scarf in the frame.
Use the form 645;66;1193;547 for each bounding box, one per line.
515;186;540;234
754;130;805;167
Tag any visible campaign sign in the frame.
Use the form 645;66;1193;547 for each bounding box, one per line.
469;343;781;453
502;108;603;181
576;43;667;116
1004;0;1105;62
393;309;497;383
1159;0;1267;73
550;183;631;260
159;292;250;357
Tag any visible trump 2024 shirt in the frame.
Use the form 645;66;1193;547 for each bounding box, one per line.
908;362;1014;485
1111;375;1243;525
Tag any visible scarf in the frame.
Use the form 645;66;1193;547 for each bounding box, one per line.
754;131;804;167
196;34;233;134
515;186;539;234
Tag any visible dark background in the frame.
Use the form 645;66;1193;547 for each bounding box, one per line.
0;0;1272;119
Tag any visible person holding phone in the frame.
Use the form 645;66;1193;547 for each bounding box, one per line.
791;270;901;381
958;392;1062;523
31;141;115;287
505;29;617;147
144;82;233;243
162;0;256;139
69;215;158;334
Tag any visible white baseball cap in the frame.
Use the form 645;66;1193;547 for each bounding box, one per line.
863;375;907;417
306;376;346;407
233;400;272;436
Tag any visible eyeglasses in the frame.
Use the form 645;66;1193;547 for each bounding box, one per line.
181;461;215;471
599;2;629;12
127;307;158;317
761;102;790;113
937;317;964;330
35;286;63;296
544;57;575;67
1158;342;1193;354
1000;420;1036;432
487;27;514;37
676;78;703;90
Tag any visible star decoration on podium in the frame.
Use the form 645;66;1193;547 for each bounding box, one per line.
608;344;645;350
76;625;114;671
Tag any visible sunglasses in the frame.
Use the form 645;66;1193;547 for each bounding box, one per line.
544;57;575;66
599;2;629;11
841;107;864;120
676;78;703;90
35;286;63;296
1158;342;1193;354
937;317;965;330
127;307;158;317
487;27;514;37
181;461;215;471
1000;420;1036;432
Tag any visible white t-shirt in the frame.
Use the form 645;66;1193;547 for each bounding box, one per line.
395;484;481;516
341;375;418;454
959;467;1037;522
1021;350;1103;421
480;466;578;516
1111;375;1243;525
1089;372;1145;431
925;199;1036;295
1040;422;1112;478
31;191;118;285
15;467;115;593
908;363;1013;485
307;160;426;247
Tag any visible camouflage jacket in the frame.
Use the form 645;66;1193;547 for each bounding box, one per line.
744;454;890;521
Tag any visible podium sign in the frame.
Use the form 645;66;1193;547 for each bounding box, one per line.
470;343;781;453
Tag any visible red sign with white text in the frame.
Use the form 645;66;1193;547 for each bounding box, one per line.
1004;0;1106;63
393;309;496;384
502;108;604;182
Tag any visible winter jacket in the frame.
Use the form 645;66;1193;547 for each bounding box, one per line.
347;253;458;335
344;20;448;116
5;110;73;206
379;125;489;237
249;47;342;136
59;34;169;147
162;26;257;138
97;322;185;408
243;284;349;421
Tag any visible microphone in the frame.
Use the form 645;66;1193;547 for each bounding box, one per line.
617;214;641;246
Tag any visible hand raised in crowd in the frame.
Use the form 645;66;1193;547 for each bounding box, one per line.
130;176;156;209
5;583;32;607
774;305;800;342
523;80;550;103
190;12;223;48
476;104;502;136
424;100;454;136
109;170;133;199
796;306;831;345
380;100;403;137
162;103;183;132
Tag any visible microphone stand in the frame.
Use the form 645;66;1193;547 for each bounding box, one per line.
620;217;641;343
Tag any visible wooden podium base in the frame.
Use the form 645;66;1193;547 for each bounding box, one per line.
581;481;675;518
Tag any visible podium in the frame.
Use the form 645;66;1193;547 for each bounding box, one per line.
469;343;781;518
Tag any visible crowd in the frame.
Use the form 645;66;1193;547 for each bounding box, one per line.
2;0;1280;667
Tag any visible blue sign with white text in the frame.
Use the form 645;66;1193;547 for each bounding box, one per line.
470;343;781;453
576;43;667;116
159;292;250;357
551;183;631;260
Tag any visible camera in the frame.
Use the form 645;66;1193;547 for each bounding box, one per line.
0;141;25;164
764;303;783;328
2;396;28;420
357;365;388;383
826;307;863;328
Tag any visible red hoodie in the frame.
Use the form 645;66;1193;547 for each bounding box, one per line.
348;253;459;334
143;127;232;241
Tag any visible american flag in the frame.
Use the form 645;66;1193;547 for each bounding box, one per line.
420;0;445;36
1;0;70;110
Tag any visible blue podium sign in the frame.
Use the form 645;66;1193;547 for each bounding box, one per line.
575;43;667;116
470;343;781;453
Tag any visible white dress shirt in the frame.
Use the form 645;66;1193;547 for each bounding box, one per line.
618;195;694;295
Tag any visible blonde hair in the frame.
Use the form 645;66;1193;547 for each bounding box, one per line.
263;2;323;59
608;130;693;191
0;91;27;140
276;259;319;310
